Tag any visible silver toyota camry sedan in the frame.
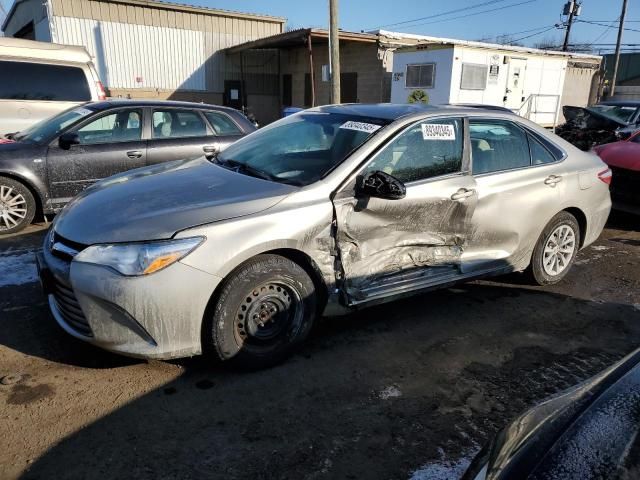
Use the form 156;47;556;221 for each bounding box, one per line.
37;104;612;369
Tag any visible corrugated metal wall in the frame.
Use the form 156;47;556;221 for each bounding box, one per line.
47;0;283;92
53;15;207;90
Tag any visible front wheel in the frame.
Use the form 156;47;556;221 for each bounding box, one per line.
206;254;317;370
528;211;581;285
0;177;36;235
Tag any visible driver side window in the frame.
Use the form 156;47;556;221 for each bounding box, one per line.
76;110;142;145
363;118;463;183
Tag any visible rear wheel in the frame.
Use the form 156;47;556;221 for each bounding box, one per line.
0;177;36;235
206;254;317;370
528;211;580;285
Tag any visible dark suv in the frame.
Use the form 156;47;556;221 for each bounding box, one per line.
0;100;256;234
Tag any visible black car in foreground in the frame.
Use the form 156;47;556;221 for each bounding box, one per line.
463;347;640;480
0;100;256;234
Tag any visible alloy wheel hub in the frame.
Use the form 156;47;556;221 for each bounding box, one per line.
543;224;576;276
0;186;27;231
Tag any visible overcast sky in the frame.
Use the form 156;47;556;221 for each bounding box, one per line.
2;0;638;53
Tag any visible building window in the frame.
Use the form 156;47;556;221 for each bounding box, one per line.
461;63;488;90
406;64;435;88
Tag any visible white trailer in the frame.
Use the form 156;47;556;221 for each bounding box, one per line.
387;32;601;127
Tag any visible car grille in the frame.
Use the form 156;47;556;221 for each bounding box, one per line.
610;166;640;207
52;278;93;337
48;232;92;337
50;232;87;261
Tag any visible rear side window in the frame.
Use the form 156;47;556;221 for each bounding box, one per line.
204;111;243;136
153;110;207;138
528;134;557;165
0;60;91;101
470;120;530;174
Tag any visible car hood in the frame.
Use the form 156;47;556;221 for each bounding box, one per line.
563;106;628;130
595;141;640;172
463;348;640;480
54;157;297;244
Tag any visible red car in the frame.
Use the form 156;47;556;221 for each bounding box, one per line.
594;131;640;214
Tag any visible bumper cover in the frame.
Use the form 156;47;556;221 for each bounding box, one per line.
39;240;222;359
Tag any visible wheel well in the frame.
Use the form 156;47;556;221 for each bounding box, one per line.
265;248;330;312
563;207;587;248
0;173;44;220
201;248;330;351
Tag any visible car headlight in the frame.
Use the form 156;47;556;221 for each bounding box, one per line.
74;237;204;276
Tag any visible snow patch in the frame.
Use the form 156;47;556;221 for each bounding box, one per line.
409;448;475;480
379;385;402;400
591;245;610;251
0;250;39;287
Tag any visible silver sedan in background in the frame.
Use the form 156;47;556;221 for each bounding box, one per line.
37;104;612;369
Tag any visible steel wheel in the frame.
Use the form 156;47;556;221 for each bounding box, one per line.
542;224;576;276
208;254;317;369
234;281;304;346
0;184;28;231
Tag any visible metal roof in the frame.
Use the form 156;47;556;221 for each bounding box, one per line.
2;0;285;32
377;29;602;61
224;28;378;54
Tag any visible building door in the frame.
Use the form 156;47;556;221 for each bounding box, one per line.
341;72;358;103
282;74;292;107
224;80;243;110
504;59;527;109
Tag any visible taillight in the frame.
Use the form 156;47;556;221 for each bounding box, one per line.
96;81;107;100
598;168;612;185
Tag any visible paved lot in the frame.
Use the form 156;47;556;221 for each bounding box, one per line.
1;213;639;480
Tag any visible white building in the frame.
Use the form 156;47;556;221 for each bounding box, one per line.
384;31;602;127
1;0;284;123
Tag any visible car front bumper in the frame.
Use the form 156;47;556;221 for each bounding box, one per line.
37;235;222;359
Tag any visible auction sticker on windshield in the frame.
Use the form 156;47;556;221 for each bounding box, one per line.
421;123;456;141
340;121;382;134
72;107;94;116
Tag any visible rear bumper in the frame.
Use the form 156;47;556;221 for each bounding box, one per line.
38;236;222;359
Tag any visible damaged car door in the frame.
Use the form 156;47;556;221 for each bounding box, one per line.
333;117;478;305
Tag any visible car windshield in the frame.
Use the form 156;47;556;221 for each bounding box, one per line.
589;105;637;124
215;112;390;186
15;105;96;143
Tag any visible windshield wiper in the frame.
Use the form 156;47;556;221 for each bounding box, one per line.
218;158;279;182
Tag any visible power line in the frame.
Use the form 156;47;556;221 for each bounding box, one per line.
507;25;558;43
577;19;640;34
585;16;619;48
400;0;537;31
369;0;512;30
477;24;555;42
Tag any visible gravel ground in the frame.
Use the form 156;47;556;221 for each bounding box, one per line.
1;212;639;480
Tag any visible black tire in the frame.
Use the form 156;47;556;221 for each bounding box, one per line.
206;254;317;370
0;176;36;235
528;211;581;286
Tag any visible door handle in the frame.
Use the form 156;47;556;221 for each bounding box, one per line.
126;150;143;159
451;188;475;201
544;175;563;186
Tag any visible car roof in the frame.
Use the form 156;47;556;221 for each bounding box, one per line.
87;99;240;113
310;103;508;120
599;100;640;107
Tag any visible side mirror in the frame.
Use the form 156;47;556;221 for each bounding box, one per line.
59;132;80;150
356;170;406;200
202;144;220;159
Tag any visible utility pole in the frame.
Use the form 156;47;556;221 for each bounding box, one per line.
611;0;629;97
562;1;580;51
329;0;341;103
